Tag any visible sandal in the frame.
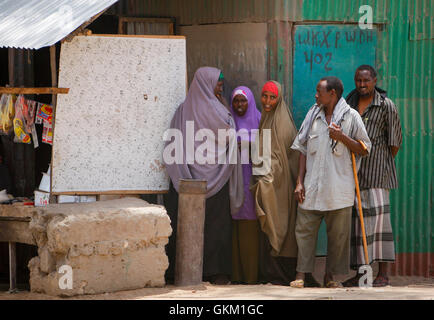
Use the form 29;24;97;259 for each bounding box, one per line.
373;275;390;287
342;276;361;287
290;279;304;288
324;280;343;288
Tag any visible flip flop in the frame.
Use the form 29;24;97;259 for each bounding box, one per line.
290;279;304;288
342;276;361;287
373;275;390;287
324;280;343;288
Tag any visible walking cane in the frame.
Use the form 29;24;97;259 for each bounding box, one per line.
351;141;369;265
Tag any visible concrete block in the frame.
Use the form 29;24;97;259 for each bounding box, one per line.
27;198;172;296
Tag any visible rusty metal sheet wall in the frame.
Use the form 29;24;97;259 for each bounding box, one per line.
180;23;268;107
108;0;303;24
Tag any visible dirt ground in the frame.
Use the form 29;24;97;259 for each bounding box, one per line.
0;258;432;300
0;275;432;300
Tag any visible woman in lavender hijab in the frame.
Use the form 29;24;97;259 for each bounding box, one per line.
164;67;244;285
230;86;261;284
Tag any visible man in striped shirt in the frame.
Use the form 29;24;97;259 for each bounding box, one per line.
343;65;402;287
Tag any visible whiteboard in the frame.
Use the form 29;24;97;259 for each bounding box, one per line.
52;35;186;194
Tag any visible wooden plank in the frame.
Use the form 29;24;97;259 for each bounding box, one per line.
118;17;175;36
52;190;169;195
50;45;58;198
91;34;185;40
0;217;31;222
120;17;174;24
8;48;14;86
0;87;69;94
50;46;58;106
0;220;36;245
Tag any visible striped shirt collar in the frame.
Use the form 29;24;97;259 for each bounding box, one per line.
370;90;384;107
346;88;387;110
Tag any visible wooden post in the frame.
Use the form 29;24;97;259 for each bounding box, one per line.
8;48;14;86
6;49;17;294
8;242;17;293
174;179;207;286
157;194;164;205
50;45;58;107
50;45;57;204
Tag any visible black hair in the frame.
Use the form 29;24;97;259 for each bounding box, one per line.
356;64;377;78
320;76;344;99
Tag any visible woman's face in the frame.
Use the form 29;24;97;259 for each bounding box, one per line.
232;94;248;117
214;80;224;98
261;91;278;112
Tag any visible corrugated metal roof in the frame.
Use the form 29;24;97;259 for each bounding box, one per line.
0;0;119;49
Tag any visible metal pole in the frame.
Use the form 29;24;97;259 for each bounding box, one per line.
174;179;207;286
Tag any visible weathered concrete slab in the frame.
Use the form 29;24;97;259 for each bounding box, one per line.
20;198;172;296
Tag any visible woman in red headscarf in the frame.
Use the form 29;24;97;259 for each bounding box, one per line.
250;81;300;284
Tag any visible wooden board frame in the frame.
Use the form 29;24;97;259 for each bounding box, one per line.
0;87;69;94
51;34;187;195
118;17;175;35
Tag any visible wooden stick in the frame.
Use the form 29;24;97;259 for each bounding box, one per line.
50;45;58;199
351;152;370;265
0;87;69;94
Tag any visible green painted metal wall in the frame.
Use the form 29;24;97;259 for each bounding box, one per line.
301;0;433;276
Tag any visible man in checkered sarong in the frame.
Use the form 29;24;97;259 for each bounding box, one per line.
343;65;403;287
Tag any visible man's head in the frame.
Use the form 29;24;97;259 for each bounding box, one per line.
261;81;279;112
315;76;343;108
355;65;377;97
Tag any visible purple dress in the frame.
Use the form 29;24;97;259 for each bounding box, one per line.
230;86;261;220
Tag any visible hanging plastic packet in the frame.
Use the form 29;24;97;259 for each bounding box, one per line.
13;95;31;144
0;94;15;135
35;103;43;124
42;121;53;145
35;101;53;145
36;103;53;125
0;94;7;134
26;100;39;148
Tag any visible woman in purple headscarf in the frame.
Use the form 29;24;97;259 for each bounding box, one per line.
164;67;244;284
230;86;261;284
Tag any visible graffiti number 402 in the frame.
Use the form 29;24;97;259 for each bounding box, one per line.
304;50;332;73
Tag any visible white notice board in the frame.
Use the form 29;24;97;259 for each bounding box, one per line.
52;35;186;194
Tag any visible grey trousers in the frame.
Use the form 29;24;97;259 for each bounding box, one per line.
295;206;352;275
